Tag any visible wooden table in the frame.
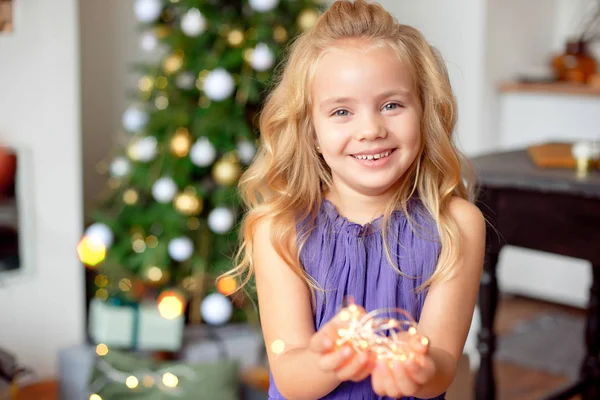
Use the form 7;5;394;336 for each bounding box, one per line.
471;149;600;400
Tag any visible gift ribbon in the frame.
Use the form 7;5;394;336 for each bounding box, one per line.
107;297;141;350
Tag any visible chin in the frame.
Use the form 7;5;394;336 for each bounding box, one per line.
353;182;398;197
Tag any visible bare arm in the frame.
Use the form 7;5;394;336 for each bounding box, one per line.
413;197;486;398
252;217;341;399
372;197;486;398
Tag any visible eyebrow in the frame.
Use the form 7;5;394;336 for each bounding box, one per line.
318;89;411;111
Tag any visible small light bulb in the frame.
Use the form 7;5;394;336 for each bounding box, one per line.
126;375;139;389
95;343;109;356
162;372;179;388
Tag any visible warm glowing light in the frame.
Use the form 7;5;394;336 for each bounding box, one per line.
162;372;179;388
217;276;238;296
95;288;109;301
119;278;132;292
157;291;185;319
271;340;285;354
94;274;109;288
147;266;163;282
77;237;106;267
170;128;192;157
142;375;155;387
126;375;139;389
95;344;109;356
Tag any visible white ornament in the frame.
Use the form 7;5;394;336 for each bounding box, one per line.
249;0;279;12
168;237;194;262
152;177;177;203
181;8;206;37
109;157;131;178
190;138;217;167
176;72;196;90
203;68;235;101
130;137;157;162
236;140;256;165
208;207;235;234
134;0;163;23
250;43;275;71
122;106;148;133
201;293;233;325
85;223;114;248
140;31;158;52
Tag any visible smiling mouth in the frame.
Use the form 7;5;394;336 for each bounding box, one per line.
351;149;395;160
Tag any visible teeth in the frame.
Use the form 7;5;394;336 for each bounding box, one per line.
353;151;391;160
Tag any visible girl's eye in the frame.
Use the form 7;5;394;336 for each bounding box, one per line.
383;103;402;111
333;109;349;117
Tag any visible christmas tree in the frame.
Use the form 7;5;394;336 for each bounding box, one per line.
78;0;324;340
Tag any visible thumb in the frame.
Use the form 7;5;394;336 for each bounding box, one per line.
309;329;335;353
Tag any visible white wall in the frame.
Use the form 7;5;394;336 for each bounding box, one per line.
80;0;138;218
482;0;557;152
0;0;85;379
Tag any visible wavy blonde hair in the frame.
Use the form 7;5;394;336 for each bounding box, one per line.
223;0;473;295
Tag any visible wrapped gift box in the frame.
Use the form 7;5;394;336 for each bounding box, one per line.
89;298;184;351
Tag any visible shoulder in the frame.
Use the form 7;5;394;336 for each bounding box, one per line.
446;196;486;270
253;214;274;244
447;196;486;238
253;212;294;242
252;213;298;274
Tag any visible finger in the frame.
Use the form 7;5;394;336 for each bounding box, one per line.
371;361;387;396
371;361;402;398
409;333;430;355
380;361;404;398
349;358;376;383
390;360;419;396
404;355;436;385
335;351;371;382
318;346;353;372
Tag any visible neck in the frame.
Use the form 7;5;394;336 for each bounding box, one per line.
325;183;397;226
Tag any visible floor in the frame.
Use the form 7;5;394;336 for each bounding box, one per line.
15;294;587;400
448;294;587;400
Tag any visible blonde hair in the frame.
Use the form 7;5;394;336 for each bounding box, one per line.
223;0;473;295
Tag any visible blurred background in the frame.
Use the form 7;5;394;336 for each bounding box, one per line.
0;0;599;399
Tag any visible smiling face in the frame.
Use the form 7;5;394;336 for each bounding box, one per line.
311;40;422;198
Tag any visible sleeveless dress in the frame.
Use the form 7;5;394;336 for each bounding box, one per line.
268;198;446;400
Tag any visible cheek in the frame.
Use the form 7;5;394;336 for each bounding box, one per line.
322;136;349;158
314;123;349;156
402;116;422;149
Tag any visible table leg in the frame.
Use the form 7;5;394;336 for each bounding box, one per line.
581;265;600;400
475;251;499;400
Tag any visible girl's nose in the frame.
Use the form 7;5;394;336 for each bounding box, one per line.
354;112;387;141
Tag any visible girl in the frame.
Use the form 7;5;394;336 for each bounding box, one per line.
226;0;485;398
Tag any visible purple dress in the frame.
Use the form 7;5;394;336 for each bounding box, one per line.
268;198;445;400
